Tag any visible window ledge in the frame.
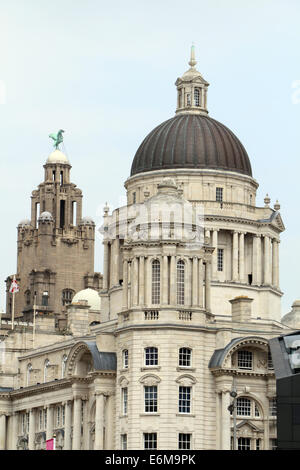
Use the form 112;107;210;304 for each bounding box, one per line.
176;413;195;417
140;366;161;372
140;413;160;417
176;367;196;372
120;368;129;373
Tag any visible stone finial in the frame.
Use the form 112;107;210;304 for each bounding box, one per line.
274;200;280;211
264;193;271;207
103;202;109;216
188;44;197;68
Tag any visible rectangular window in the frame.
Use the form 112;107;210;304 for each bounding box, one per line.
145;347;158;366
269;398;277;417
133;192;136;204
179;348;191;367
144;433;157;449
268;351;274;369
56;406;61;427
216;187;223;202
62;405;65;426
179;386;191;413
217;248;224;271
21;414;25;434
121;434;127;450
44;409;47;429
39;410;43;430
237;350;253;369
238;437;251;450
179;433;191;450
122;388;128;415
144;386;158;413
26;413;30;433
256;439;261;450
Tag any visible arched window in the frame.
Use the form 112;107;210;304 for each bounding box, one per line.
152;260;160;304
179;347;192;367
237;350;253;370
177;260;185;305
62;289;74;306
123;349;129;369
235;397;261;418
194;88;200;106
61;354;67;378
27;363;32;386
44;359;50;383
25;290;31;306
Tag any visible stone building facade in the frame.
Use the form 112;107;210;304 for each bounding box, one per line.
0;47;298;450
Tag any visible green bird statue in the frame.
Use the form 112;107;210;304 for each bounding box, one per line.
49;129;65;150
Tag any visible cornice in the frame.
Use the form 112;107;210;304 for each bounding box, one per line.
210;368;275;378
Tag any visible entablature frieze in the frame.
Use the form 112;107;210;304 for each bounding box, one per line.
210;367;275;378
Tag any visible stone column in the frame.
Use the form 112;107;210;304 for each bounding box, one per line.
170;256;176;305
264;235;271;285
186;258;192;306
72;397;82;450
28;408;36;450
82;399;89;450
139;256;145;305
198;258;204;308
94;392;105;450
162;255;168;305
105;393;115;450
252;234;261;285
212;230;218;279
221;391;231;450
239;232;245;283
192;257;198;306
112;238;120;286
64;401;72;450
0;413;6;450
132;257;139;306
10;412;18;450
272;239;279;288
232;231;239;282
46;405;54;441
205;262;211;312
103;241;109;290
122;259;128;310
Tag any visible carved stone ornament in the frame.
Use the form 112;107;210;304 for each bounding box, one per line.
139;374;161;386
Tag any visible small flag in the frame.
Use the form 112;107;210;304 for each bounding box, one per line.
46;438;56;450
9;278;19;294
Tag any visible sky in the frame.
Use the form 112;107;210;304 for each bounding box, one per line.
0;0;299;316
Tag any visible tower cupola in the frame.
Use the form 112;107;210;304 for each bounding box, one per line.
175;45;209;115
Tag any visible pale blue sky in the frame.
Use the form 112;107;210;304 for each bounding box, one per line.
0;0;299;315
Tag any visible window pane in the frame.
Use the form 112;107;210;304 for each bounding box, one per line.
144;433;157;449
152;261;160;304
217;248;223;272
216;187;223;202
238;350;253;369
236;397;251;416
179;433;191;449
179;386;191;413
145;347;158;366
177;261;185;305
179;348;191;367
145;386;157;413
238;437;251;450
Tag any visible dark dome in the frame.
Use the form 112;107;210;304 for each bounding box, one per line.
130;114;252;177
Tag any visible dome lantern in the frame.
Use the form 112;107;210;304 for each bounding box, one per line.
175;45;209;116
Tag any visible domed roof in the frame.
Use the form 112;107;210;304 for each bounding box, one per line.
130;114;252;177
72;288;101;311
39;211;53;221
281;300;300;328
80;216;95;226
18;219;31;227
46;149;69;164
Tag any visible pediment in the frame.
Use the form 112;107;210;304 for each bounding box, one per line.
236;420;263;432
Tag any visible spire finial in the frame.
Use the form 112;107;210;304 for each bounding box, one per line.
188;43;197;68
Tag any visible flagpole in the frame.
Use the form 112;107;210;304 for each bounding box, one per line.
11;275;15;330
33;293;37;348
